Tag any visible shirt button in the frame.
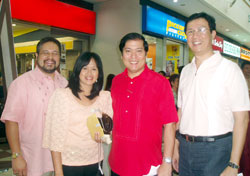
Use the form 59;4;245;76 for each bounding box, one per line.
130;82;133;84
127;95;130;98
125;110;128;113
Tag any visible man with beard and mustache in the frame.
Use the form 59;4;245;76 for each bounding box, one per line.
1;37;68;176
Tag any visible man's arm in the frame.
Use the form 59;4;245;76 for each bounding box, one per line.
221;111;249;176
5;120;27;176
172;108;181;172
157;122;176;176
51;151;64;176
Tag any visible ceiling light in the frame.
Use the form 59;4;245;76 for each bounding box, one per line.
235;34;239;37
12;23;16;27
225;28;230;32
173;0;178;2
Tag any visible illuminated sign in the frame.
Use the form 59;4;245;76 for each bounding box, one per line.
142;6;187;42
241;48;250;61
10;0;96;34
212;36;223;52
223;41;240;57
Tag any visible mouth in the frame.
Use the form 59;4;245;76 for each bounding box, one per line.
193;41;201;46
85;77;94;81
44;60;56;66
129;61;138;65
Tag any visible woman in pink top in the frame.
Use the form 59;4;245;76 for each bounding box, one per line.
43;52;113;176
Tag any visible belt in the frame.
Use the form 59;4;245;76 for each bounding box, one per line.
178;132;232;142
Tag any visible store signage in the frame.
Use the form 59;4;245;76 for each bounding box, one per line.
223;40;240;57
241;48;250;61
142;6;187;42
10;0;96;34
212;36;223;52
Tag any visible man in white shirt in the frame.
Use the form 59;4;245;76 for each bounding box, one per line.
173;12;250;176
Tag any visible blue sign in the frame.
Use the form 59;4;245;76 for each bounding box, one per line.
142;6;187;42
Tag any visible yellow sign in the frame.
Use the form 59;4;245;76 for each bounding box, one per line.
166;20;186;40
241;47;250;61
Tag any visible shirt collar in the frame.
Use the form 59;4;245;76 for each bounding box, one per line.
122;65;150;81
32;67;61;83
191;51;223;71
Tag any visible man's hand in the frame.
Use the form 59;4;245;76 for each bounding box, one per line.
172;139;179;172
220;166;238;176
12;155;27;176
157;162;172;176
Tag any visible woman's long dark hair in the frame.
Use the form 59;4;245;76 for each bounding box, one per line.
68;52;104;100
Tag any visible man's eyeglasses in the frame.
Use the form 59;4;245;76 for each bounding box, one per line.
186;27;209;37
39;50;60;57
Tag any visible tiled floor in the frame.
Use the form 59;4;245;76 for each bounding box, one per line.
0;142;12;176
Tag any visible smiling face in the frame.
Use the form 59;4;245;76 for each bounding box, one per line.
36;41;60;75
122;39;147;78
186;18;216;57
79;58;99;89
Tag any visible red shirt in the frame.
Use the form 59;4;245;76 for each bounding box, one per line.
109;66;178;176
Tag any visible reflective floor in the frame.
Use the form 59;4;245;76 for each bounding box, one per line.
0;142;12;176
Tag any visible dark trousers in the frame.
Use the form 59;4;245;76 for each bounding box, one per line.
178;134;232;176
63;162;101;176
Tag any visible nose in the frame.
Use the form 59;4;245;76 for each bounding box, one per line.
131;51;137;58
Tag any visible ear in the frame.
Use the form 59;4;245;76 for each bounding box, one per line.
211;30;216;40
35;53;38;59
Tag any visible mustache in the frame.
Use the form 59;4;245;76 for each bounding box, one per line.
44;59;56;64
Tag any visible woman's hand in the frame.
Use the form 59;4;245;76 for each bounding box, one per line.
94;132;102;143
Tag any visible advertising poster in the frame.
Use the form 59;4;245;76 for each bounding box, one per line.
166;45;179;76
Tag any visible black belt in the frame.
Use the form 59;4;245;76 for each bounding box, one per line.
178;132;232;142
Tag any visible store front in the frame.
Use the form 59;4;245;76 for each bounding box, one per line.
142;5;189;76
10;0;96;79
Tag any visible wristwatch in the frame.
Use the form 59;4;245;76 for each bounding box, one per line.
163;157;172;164
12;152;21;159
228;162;239;169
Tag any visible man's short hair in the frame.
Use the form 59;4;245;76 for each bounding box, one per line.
119;32;148;53
241;61;250;70
185;12;216;33
36;37;61;54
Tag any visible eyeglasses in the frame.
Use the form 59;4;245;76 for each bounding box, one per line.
39;50;60;57
186;27;208;37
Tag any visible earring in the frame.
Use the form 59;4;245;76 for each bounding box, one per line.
96;80;98;83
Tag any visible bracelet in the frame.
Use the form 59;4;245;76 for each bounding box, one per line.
228;161;239;169
11;152;21;159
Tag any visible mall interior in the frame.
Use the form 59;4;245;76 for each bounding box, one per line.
0;0;250;175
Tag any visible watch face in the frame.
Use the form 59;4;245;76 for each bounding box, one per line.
164;157;172;163
12;153;20;159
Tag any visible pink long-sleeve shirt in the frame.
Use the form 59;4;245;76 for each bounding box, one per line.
1;67;68;176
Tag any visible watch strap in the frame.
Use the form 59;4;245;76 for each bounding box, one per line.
228;161;239;169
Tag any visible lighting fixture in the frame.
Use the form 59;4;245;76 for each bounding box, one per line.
12;23;16;27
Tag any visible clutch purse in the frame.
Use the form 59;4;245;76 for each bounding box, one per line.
86;113;113;143
98;113;113;134
87;114;104;140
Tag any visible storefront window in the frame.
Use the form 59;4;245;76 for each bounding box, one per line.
12;20;90;79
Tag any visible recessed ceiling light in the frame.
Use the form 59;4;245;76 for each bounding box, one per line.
225;28;230;32
235;34;239;37
173;0;178;2
12;23;16;27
